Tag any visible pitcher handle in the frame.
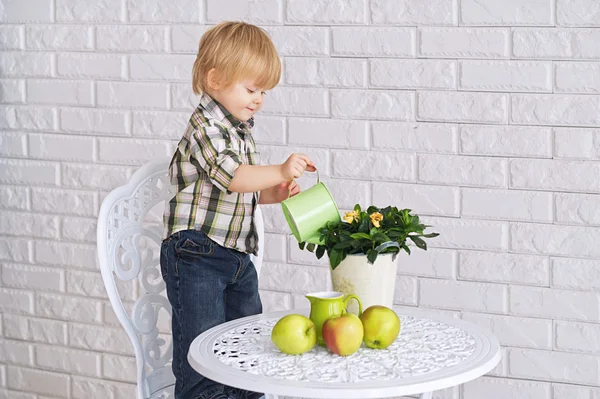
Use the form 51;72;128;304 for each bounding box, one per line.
342;294;363;317
287;169;320;199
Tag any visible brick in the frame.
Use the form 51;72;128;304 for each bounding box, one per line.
129;54;194;81
0;238;29;263
323;178;370;210
62;163;130;190
288;118;367;149
460;125;552;158
332;89;414;120
34;241;96;270
3;314;66;345
72;377;136;399
2;264;63;292
0;0;52;22
557;0;600;26
26;25;92;50
512;94;600;126
514;29;600;59
420;28;509;58
97;82;168;109
0;185;28;211
132;111;189;139
67;270;135;301
170;83;200;110
394;275;418;306
373;182;459;217
0;52;53;77
170;25;208;53
60;108;129;136
260;290;292;312
27;80;93;106
0;26;23;50
0;79;25;103
554;384;600;399
288;235;329;267
262;233;286;263
29;134;94;162
510;285;600;321
265;27;329;56
0;132;26;157
0;340;32;366
285;57;366;88
556;193;600;226
400;248;456;279
286;0;366;24
207;0;281;24
462;188;552;222
510;159;600;193
263;87;329;117
419;154;506;188
555;62;600;93
371;0;455;25
332;27;415;57
7;367;69;397
418;91;507;124
98;138;171;164
61;216;97;243
371;122;457;153
36;346;100;377
0;389;36;399
462;313;552;349
0;288;33;315
37;293;102;324
102;354;136;382
0;106;55;130
57;53;124;79
127;0;199;22
460;60;551;92
252;116;285;145
420;279;506;313
555;128;600;159
31;187;96;217
552;258;600;290
0;211;59;239
463;376;551;399
459;250;549;286
509;348;600;385
424;217;508;251
260;262;330;293
332;150;413;181
461;0;552;25
0;159;58;186
556;321;600;354
371;59;456;89
512;223;600;258
97;25;166;52
56;0;123;22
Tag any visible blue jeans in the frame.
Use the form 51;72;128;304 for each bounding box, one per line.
160;229;263;399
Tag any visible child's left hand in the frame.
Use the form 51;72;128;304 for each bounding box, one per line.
274;180;300;203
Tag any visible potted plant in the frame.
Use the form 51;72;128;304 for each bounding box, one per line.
299;204;439;312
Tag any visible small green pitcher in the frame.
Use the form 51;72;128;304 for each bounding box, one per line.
305;291;363;346
281;170;341;245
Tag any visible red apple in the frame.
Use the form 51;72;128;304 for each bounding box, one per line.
321;313;364;356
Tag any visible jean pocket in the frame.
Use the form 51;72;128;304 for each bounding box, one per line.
176;233;214;258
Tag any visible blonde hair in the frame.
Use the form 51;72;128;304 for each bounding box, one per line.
192;21;281;95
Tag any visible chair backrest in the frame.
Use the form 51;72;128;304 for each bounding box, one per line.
97;159;264;399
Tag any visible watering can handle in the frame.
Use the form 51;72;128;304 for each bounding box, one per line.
287;169;320;199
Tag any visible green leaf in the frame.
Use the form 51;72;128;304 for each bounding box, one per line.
350;232;371;240
366;249;378;264
369;227;378;237
421;232;440;238
316;245;326;259
298;242;306;250
354;204;361;213
409;235;427;250
329;249;344;269
306;243;316;252
372;233;390;243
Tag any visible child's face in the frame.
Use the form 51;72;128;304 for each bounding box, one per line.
211;79;266;122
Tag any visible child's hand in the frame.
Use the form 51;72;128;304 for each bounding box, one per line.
273;180;300;203
280;153;316;181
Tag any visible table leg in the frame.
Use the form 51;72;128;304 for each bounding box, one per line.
419;392;433;399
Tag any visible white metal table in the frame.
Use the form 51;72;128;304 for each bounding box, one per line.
188;308;501;399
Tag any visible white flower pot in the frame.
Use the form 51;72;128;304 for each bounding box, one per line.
330;253;399;315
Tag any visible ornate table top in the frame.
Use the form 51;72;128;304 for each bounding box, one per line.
188;308;501;398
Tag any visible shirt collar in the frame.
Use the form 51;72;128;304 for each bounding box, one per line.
199;92;254;131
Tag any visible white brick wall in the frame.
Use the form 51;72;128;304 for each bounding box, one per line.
1;1;600;398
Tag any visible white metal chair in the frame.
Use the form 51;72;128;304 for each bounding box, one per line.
97;158;265;399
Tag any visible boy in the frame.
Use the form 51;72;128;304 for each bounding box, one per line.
160;21;316;399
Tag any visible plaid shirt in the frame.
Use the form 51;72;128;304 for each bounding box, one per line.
164;93;260;255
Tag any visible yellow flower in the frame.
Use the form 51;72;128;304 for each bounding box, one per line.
370;212;383;228
343;210;359;223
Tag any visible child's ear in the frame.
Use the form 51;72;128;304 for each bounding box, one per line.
207;68;221;91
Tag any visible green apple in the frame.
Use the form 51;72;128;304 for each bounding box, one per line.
360;305;401;349
271;314;317;355
321;313;364;356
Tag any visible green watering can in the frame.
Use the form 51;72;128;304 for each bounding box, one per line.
281;170;341;245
